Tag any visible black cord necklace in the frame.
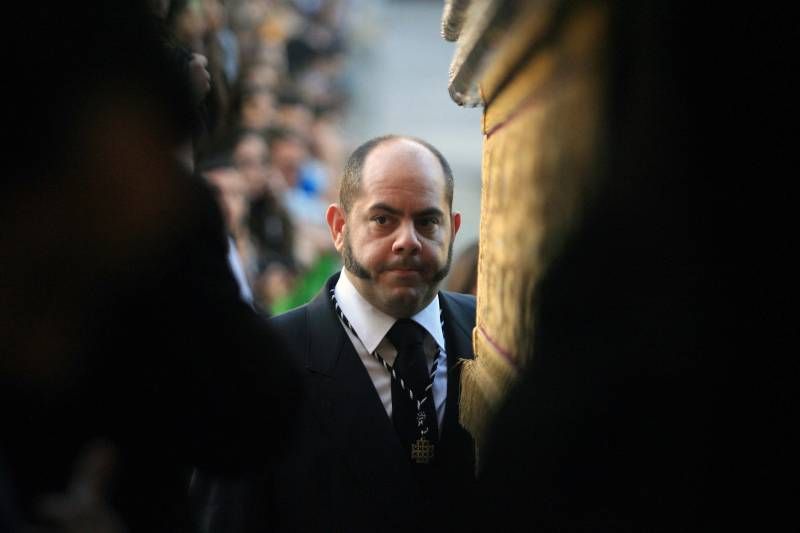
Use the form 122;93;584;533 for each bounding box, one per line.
330;288;441;464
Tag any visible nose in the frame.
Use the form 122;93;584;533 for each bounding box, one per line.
392;221;421;255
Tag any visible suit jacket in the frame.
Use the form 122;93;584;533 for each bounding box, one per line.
267;272;477;533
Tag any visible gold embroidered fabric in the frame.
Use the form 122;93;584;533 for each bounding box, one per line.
445;1;609;455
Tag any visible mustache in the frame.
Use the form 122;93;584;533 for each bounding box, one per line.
380;259;425;272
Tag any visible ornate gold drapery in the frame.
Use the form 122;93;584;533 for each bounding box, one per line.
443;0;609;457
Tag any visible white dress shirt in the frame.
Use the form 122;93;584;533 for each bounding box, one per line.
334;269;448;428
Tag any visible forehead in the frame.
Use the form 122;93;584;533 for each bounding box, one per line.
359;139;446;204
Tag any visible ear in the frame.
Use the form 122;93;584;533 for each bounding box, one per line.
326;203;347;252
451;211;462;241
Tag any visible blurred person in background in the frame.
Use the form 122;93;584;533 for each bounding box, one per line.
232;131;296;283
204;0;240;85
199;129;299;313
201;154;250;237
235;83;278;133
263;127;339;313
158;0;213;162
226;0;271;69
266;126;335;226
265;126;309;192
191;0;355;316
195;0;238;144
232;130;278;197
160;0;255;307
309;106;347;203
239;61;282;93
1;1;301;531
198;154;255;304
274;89;315;139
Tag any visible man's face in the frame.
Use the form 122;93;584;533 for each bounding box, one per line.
327;139;461;318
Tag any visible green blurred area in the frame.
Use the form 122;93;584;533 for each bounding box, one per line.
270;252;341;314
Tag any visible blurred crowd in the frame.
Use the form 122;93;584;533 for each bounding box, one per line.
168;0;359;313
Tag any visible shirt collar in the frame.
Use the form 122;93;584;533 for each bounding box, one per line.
334;269;445;353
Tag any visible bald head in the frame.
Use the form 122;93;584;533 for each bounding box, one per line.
339;135;454;214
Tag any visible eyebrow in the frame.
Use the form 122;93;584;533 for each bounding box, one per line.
368;203;445;219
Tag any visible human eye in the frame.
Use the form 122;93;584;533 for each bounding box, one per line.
417;216;440;228
416;217;441;235
371;214;389;225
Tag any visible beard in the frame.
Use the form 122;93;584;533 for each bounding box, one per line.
342;230;454;284
342;234;372;279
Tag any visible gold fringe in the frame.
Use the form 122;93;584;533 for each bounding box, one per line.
459;326;519;470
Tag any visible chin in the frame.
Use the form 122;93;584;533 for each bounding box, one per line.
381;287;432;318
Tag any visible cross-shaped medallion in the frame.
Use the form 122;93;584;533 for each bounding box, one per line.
411;436;435;464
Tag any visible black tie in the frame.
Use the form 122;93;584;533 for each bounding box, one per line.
386;319;439;464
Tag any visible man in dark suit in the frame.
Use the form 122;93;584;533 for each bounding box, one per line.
268;135;477;532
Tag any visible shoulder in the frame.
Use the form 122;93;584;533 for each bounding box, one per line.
268;304;309;335
440;291;477;329
440;291;476;313
267;304;316;365
268;273;339;342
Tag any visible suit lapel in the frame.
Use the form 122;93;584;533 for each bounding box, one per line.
438;291;475;439
439;292;475;363
436;291;477;479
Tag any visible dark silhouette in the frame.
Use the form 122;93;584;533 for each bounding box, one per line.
1;2;301;531
474;1;746;530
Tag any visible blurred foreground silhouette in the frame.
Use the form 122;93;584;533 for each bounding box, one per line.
1;2;301;531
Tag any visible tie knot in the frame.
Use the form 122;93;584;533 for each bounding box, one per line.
386;318;428;352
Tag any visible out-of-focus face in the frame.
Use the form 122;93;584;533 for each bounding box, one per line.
244;66;278;91
240;90;275;131
326;139;461;318
277;103;314;138
271;137;308;188
233;134;270;195
205;167;247;231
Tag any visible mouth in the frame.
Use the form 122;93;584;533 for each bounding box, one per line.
386;268;420;274
383;267;424;281
383;260;422;272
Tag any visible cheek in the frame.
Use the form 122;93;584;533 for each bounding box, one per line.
423;231;448;251
356;236;393;266
357;241;384;264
